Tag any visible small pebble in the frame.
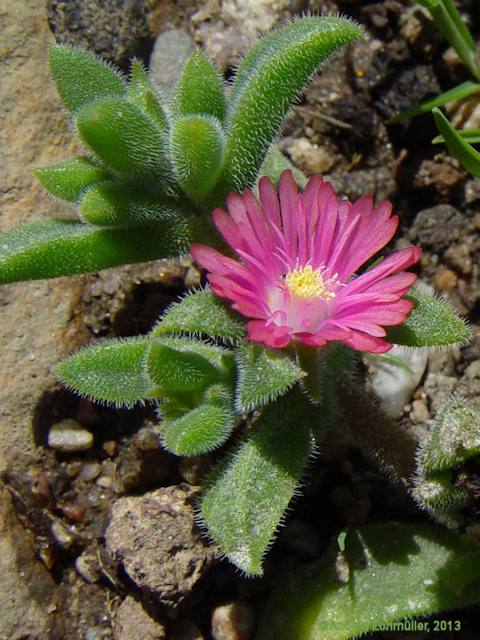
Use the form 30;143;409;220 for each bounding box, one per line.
133;426;161;451
51;519;75;549
78;462;102;483
75;549;101;584
211;601;255;640
84;626;110;640
48;419;93;453
102;440;117;457
96;475;114;489
60;502;86;523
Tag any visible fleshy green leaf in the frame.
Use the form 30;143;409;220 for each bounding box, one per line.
258;145;308;189
33;157;111;203
201;389;317;575
170;115;225;200
49;44;126;112
162;400;235;456
127;59;169;132
433;107;480;177
146;341;222;394
173;49;226;122
56;337;151;407
386;287;470;348
419;395;480;472
388;81;480;124
216;16;363;194
148;336;232;371
151;288;245;343
257;522;480;640
0;218;192;284
79;182;193;226
296;343;357;434
76;97;170;177
412;470;472;515
235;342;305;413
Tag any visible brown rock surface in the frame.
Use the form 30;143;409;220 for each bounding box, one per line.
105;485;218;607
0;1;83;637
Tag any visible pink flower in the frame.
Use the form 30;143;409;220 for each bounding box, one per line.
191;171;421;354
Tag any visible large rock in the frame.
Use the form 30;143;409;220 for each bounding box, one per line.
0;1;85;637
105;485;218;607
113;596;166;640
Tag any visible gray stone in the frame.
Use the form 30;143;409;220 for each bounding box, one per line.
105;485;218;607
369;346;429;419
48;419;93;453
75;549;101;584
149;29;195;97
113;596;166;640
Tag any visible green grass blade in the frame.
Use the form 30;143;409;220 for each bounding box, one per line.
433;127;480;144
387;81;480;123
0;218;192;284
433;107;480;177
417;0;480;79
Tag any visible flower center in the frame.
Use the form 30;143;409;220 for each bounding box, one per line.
284;265;336;300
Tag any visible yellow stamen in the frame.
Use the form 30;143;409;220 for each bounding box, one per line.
285;265;336;299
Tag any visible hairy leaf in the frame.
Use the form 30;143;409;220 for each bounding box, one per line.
56;337;151;406
216;16;363;194
162;401;235;456
49;44;126;112
201;389;317;575
0;218;192;284
257;522;480;639
258;145;308;189
76;97;170;177
148;336;232;371
151;288;245;343
173;49;226;122
33;157;110;203
433;107;480;177
146;341;222;394
128;59;169;131
386;287;470;348
79;182;192;226
170;115;225;200
412;470;472;516
235;342;305;412
419;395;480;472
